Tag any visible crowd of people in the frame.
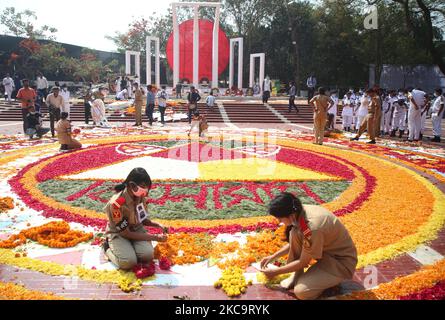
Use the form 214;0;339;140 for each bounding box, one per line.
309;86;443;145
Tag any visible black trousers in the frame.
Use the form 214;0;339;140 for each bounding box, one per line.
84;103;91;124
289;96;298;112
146;104;155;125
308;87;315;103
21;108;29;133
159;106;166;124
262;91;270;103
49;107;61;137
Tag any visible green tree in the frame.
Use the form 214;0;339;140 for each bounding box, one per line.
0;7;57;40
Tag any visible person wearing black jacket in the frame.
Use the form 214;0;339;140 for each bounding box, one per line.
25;105;49;139
187;86;201;124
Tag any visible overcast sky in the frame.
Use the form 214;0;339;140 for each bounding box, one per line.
1;0;175;52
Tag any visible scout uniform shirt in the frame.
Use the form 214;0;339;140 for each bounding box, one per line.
311;95;330;115
105;188;149;237
289;205;358;279
55;119;73;144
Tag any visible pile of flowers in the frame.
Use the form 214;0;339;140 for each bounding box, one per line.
0;197;14;212
0;281;66;300
154;233;214;265
0;221;93;249
214;267;252;298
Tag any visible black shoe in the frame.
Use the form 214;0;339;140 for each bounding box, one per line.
350;137;359;141
367;140;376;144
60;144;68;151
398;130;404;138
102;238;109;252
390;130;396;137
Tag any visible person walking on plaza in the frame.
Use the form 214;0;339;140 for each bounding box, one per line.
407;88;427;142
391;90;408;138
102;168;168;270
36;72;49;102
261;192;357;300
2;73;14;103
288;81;299;113
133;83;144;127
146;85;156;126
306;74;317;104
157;85;168;126
16;79;36;134
341;91;353;132
115;76;121;94
206;91;216;111
187;86;201;124
46;87;64;138
262;76;272;104
381;91;397;136
420;98;431;141
309;87;333;145
328;91;339;130
430;88;444;143
60;84;71;117
188;110;209;139
356;91;369;133
350;88;380;144
13;74;21;100
55;112;82;151
175;82;183;99
83;83;93;125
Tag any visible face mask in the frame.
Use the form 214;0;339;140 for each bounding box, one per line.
132;184;149;197
30;111;36;115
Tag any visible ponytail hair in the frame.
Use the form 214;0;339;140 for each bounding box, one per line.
114;168;152;193
268;192;304;242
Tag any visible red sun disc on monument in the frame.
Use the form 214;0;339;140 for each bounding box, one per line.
166;19;230;82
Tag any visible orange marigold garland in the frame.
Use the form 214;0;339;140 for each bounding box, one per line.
0;221;93;249
0;197;14;212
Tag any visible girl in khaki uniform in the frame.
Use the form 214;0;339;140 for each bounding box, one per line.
55;112;82;151
309;87;334;145
103;168;168;270
261;193;358;300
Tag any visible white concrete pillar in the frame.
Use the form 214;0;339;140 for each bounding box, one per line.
125;50;141;82
146;36;160;88
212;5;220;88
229;38;243;89
193;4;200;88
172;3;180;87
249;53;265;90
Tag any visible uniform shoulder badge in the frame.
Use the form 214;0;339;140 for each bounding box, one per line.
112;196;126;209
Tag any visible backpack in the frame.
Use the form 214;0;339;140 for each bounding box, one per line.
159;91;167;101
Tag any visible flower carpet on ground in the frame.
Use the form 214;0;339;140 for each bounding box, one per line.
0;125;444;300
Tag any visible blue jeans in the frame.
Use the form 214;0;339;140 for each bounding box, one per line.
146;104;155;125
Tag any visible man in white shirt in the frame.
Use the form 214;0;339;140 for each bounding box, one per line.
306;74;317;104
431;88;445;142
36;72;49;102
391;90;408;138
2;73;14;102
60;84;71;117
116;88;128;100
206;92;216;111
408;88;427;142
381;91;397;136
